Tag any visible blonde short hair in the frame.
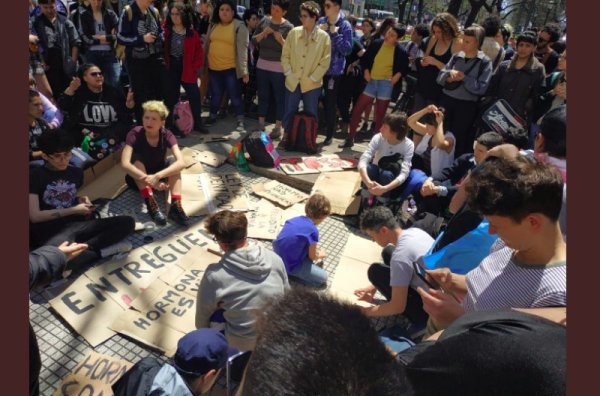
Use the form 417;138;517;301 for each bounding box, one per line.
142;100;169;120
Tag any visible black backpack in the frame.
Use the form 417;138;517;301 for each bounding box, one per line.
112;357;162;396
243;131;280;168
288;112;318;154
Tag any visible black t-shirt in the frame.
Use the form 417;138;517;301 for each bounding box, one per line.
343;37;365;74
30;165;83;211
125;126;178;173
29;118;50;159
535;49;559;74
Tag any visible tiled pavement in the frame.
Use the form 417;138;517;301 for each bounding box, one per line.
29;117;409;395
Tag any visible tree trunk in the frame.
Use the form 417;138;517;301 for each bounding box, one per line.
397;0;410;23
447;0;463;17
464;0;487;28
417;0;424;23
406;0;415;24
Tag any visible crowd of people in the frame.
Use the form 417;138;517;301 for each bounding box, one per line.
28;1;566;395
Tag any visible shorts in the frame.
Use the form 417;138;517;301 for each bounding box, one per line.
363;79;393;100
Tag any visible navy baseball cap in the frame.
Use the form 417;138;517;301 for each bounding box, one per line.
172;329;239;377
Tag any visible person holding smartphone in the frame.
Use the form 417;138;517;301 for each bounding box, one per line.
353;206;434;329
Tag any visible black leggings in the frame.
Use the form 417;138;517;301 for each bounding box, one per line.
31;216;135;269
367;245;429;326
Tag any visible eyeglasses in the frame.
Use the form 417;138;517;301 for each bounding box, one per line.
89;72;103;77
48;151;72;161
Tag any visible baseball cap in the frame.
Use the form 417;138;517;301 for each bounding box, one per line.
172;329;239;377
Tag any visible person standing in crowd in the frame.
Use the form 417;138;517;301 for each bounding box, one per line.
202;0;249;131
196;210;289;351
163;2;207;135
437;25;492;157
337;15;365;136
360;17;375;48
535;49;566;125
29;128;135;267
534;23;561;74
117;0;169;123
481;15;505;74
316;0;352;146
120;101;191;226
31;0;81;97
58;64;134;160
279;1;331;148
500;23;514;61
242;8;260;116
252;0;294;139
414;13;461;111
486;31;545;124
78;0;121;88
340;24;408;148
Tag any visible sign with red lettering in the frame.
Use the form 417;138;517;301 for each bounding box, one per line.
52;351;132;396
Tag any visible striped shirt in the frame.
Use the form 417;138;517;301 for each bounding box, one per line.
170;31;185;58
463;246;566;312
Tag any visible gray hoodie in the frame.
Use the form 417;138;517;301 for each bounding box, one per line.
195;243;289;351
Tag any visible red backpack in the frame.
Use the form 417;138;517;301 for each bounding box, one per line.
288;112;318;154
174;100;194;136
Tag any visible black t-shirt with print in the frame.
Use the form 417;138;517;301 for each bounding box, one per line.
29;118;50;160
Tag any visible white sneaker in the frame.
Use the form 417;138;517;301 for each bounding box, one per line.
236;120;245;131
100;241;133;258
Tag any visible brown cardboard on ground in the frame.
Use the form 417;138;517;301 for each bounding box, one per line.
341;233;384;265
51;351;132;396
301;154;357;172
246;199;283;240
281;202;307;224
49;274;125;347
180;147;205;174
77;162;128;201
279;158;320;175
177;173;250;216
110;308;186;357
328;256;375;308
195;151;227;167
252;180;309;208
312;171;362;215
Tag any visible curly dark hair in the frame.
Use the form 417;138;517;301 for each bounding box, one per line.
541;22;561;43
244;288;405;395
465;156;563;222
431;12;459;39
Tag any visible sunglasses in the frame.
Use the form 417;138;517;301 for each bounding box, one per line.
89;71;103;77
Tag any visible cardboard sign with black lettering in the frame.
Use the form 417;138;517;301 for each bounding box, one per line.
49;226;216;347
177;173;250;216
246;199;283;240
251;180;308;208
312;171;362;215
52;351;132;396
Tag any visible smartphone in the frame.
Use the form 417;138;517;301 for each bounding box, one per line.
226;351;252;396
412;259;440;290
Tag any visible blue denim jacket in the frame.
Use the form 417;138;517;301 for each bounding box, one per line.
317;14;353;76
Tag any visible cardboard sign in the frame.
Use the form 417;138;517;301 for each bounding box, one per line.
181;147;205;174
312;171;362;215
301;154;358;172
195;151;227;168
177;173;250;216
328;234;382;308
49;225;217;347
252;180;309;208
279;158;320;175
110;247;220;356
246;200;283;240
52;351;133;396
78;161;128;201
280;203;306;225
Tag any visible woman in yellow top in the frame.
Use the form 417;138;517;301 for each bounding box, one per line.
202;0;249;131
280;1;331;148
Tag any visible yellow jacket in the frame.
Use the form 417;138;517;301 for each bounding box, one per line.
281;26;331;93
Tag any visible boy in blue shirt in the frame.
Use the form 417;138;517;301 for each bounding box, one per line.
273;194;331;287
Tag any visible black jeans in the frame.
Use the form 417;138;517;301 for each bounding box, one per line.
440;94;479;157
126;54;170;123
322;75;341;139
337;73;363;124
367;245;429;326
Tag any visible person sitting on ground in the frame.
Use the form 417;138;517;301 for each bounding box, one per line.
354;206;433;328
240;288;404;396
416;131;503;217
395;308;566;396
416;156;567;337
120;100;190;226
29;89;52;164
407;104;455;179
29;128;135;269
196;210;289;351
340;23;409;148
30;241;88;396
112;328;237;396
272;193;331;288
357;112;421;206
29;74;63;128
58;63;135;161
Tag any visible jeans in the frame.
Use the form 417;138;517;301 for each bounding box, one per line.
84;50;121;89
363;79;394;100
209;68;243;118
367;254;429;326
256;68;285;121
366;165;428;202
440;94;479;157
165;56;203;131
289;256;328;287
283;86;321;133
126;54;170;124
322;75;341;139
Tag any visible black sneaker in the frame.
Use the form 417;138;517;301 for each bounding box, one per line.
168;200;190;227
323;137;333;146
338;138;354;148
195;124;209;134
204;116;217;127
145;196;167;226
